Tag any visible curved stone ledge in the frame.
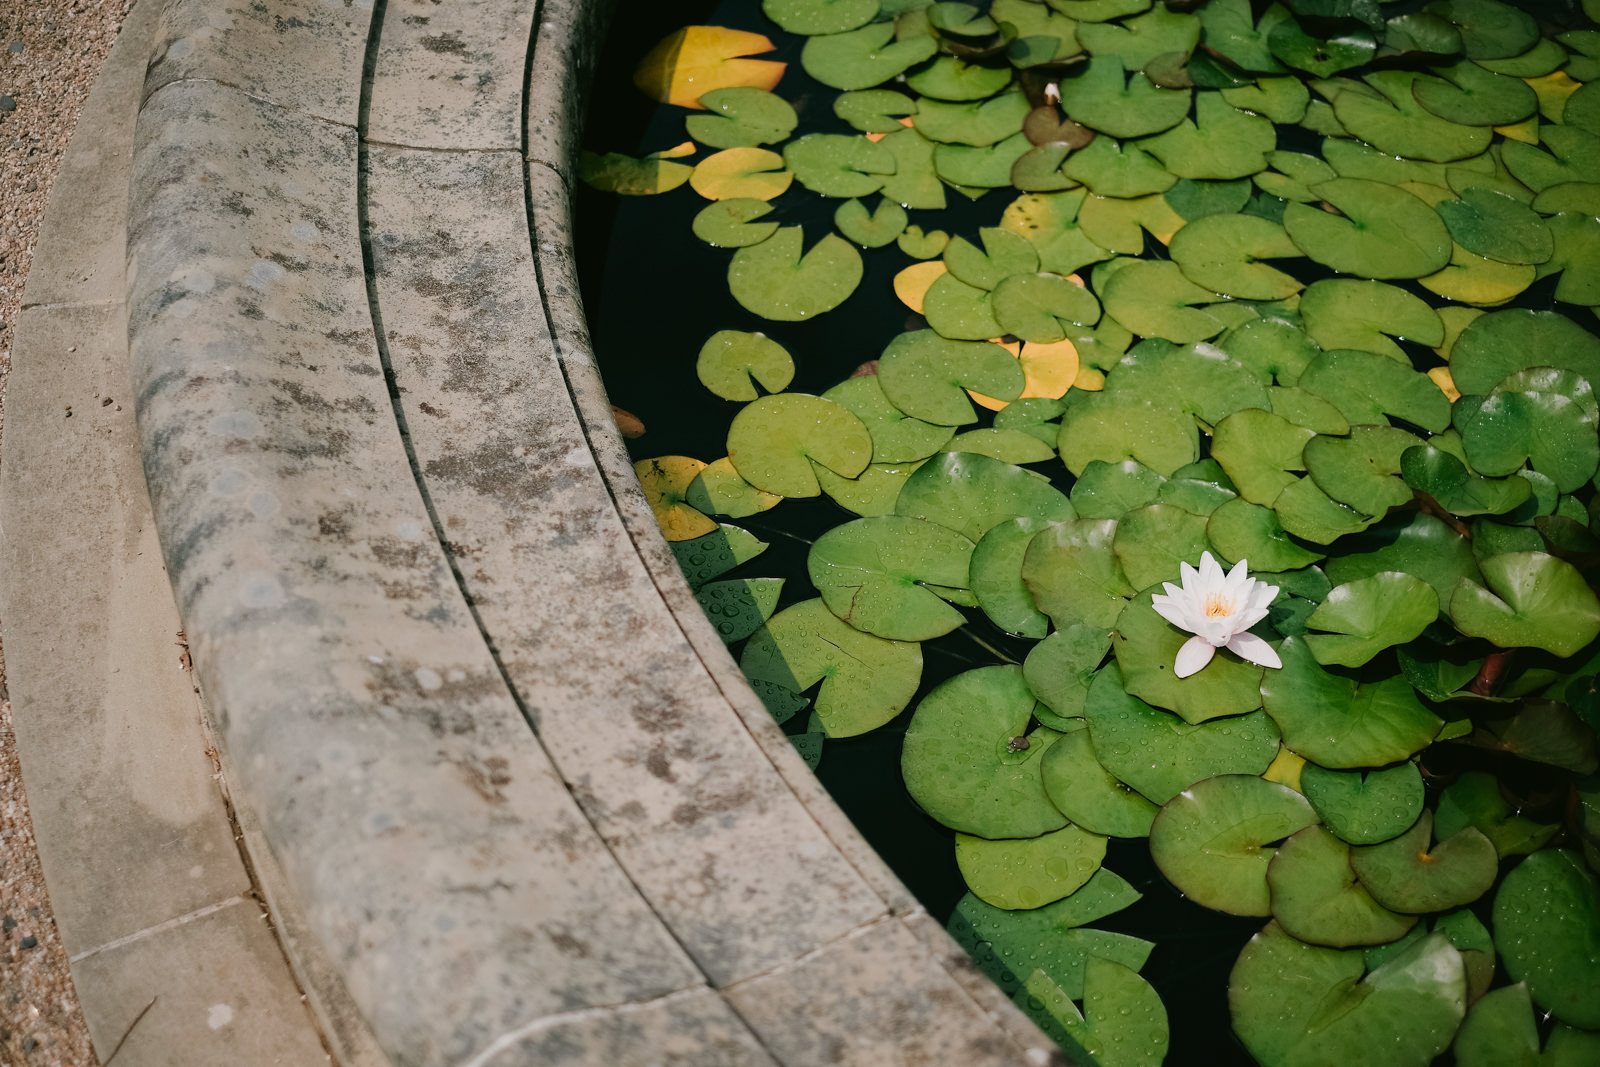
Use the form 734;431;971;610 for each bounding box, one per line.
115;0;1075;1063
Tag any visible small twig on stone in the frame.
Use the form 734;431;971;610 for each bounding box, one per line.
100;995;157;1066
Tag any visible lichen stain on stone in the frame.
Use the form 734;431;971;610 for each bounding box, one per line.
419;31;471;56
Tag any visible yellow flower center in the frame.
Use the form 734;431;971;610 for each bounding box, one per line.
1203;593;1234;618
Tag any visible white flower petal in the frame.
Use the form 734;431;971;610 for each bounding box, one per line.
1225;557;1250;586
1175;635;1217;678
1227;631;1282;670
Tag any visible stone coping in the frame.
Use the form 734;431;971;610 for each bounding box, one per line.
14;0;1078;1062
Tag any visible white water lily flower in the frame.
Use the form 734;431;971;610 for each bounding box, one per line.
1150;552;1282;679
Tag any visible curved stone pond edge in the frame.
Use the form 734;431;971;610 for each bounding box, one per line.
4;0;1074;1063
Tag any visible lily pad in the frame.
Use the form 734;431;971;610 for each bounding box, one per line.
1449;551;1600;657
1436;771;1559;857
1459;366;1600;492
944;227;1042;290
1229;923;1466;1067
972;517;1055;638
729;227;862;320
1150;774;1317;916
1072;459;1164;519
693;198;782;248
1000;189;1116;276
1448;308;1600;396
914;90;1033;146
1102;260;1229;344
1024;622;1113;724
1140;92;1276;180
1210;409;1314;506
1269;20;1376;76
698;329;794;401
1062;137;1176;198
1029;957;1169;1067
670;523;768;590
695;577;783;643
823;375;955;463
808;516;974;640
685;457;783;518
815;462;924;516
1428;0;1538;60
1261;637;1443;768
1218;317;1321;385
1412;60;1536;126
1058;391;1200;476
878;330;1025;424
1168;214;1302;300
1207;497;1325;572
783;133;896;198
956;822;1108;909
834;88;918;133
948;890;1153;1005
635;456;716;541
1023;518;1135;630
691;146;793;200
1268;824;1419;948
686;87;799;148
1350;810;1498;914
1436;188;1553;265
1492;850;1600;1028
896;451;1076;542
1283;178;1453;279
763;0;879;35
1113;585;1267;724
1454;983;1600;1067
726;393;872;496
801;20;940;90
634;25;786;109
993;274;1103;344
922;272;1004;340
935;132;1037;188
1111;504;1211;590
1056;56;1192;139
907;55;1015;102
879;127;948;210
578;147;694;195
1084;664;1280;803
1299;279;1444;361
1041;727;1160;838
1304;571;1435;668
1297;347;1452;432
741;598;922;737
1401;444;1532;518
1301;761;1424;846
902;665;1070;838
1302;425;1425;518
834;196;909;247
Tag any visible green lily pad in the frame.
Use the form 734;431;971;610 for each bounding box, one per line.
834;88;918;133
741;598;922;737
1023;518;1135;630
906;55;1015;101
1268;824;1419;948
1140;92;1276;180
902;665;1070;838
1230;923;1466;1067
1532;182;1600;217
927;1;998;36
1254;150;1336;203
1024;623;1113;724
763;0;878;34
998;189;1112;275
1011;142;1077;192
956;822;1108;909
1503;127;1600;193
783;133;896;198
1542;211;1600;307
808;516;974;640
686;87;799;149
1436;771;1559;857
834;196;909;247
896;451;1076;541
898;223;951;259
1222;75;1311;123
1350;810;1498;914
685;457;781;518
1299;279;1444;361
1111;504;1211;590
1330;70;1494;162
994;396;1068;447
1164;178;1254;220
948;889;1153;1005
1077;5;1198;66
1196;0;1286;72
698;330;794;401
1397;643;1481;702
992;275;1103;344
692;198;782;248
1449;551;1600;657
1207;497;1325;572
1102;260;1229;344
1269;19;1376;76
822;375;955;463
1084;664;1279;803
949;427;1057;464
1297;348;1452;432
1273;476;1377;544
878;127;948;210
729;227;863;321
670;523;768;590
1057;391;1200;476
935;132;1037;188
1071;459;1164;519
922;272;1005;340
1218;317;1321;385
1449;309;1600;396
1061;137;1175;198
802;20;941;90
578;147;693;195
695;577;783;644
1493;850;1600;1029
1105;341;1274;426
1113;585;1268;724
971;517;1055;638
1057;56;1192;139
1283;178;1453;279
1041;727;1160;838
993;0;1083;60
1412;61;1536;126
1168;214;1302;301
1401;445;1532;518
1150;774;1317;916
1267;387;1348;435
1303;572;1436;668
816;462;924;516
1428;0;1537;60
944;227;1041;289
1379;10;1464;61
1301;761;1424;846
878;330;1024;424
1436;188;1552;265
726;393;872;496
1460;368;1600;492
1211;409;1314;506
914;90;1033;146
1261;637;1443;768
1454;983;1600;1067
1303;425;1424;518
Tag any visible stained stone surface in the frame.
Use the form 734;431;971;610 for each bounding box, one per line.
142;0;373;127
367;0;538;150
525;0;620;185
127;79;707;1065
473;991;778;1067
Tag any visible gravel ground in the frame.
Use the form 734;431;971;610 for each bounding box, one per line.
1;1;134;1064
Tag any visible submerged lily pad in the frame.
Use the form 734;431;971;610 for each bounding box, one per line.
902;665;1069;839
1150;774;1317;916
741;598;921;737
